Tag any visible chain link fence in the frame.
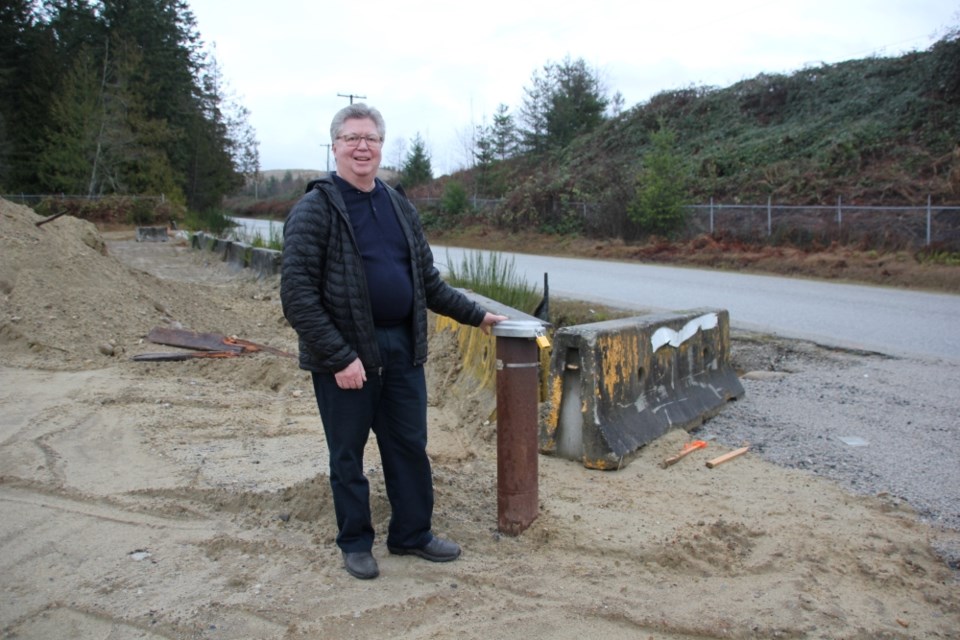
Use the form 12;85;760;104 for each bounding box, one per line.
2;194;167;205
684;199;960;248
412;196;960;249
7;193;957;249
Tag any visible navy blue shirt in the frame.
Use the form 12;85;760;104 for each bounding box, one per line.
333;174;414;326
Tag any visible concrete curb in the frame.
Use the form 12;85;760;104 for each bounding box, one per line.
190;231;281;278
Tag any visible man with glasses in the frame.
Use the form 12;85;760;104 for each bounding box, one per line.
281;103;507;579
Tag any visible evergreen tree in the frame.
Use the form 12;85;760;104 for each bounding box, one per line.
0;0;81;190
491;103;517;160
545;57;608;148
183;53;244;210
32;2;113;193
36;44;104;193
0;0;34;186
519;57;609;152
37;33;183;199
519;70;550;153
0;112;9;188
108;37;183;199
608;91;625;118
0;1;34;97
628;123;689;237
0;0;256;209
228;101;261;197
265;174;279;197
98;0;241;210
473;123;496;196
401;133;432;187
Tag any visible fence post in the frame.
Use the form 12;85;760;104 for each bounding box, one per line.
927;194;932;246
767;196;772;237
837;196;843;238
709;197;714;234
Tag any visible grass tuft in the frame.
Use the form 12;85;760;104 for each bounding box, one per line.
444;250;542;315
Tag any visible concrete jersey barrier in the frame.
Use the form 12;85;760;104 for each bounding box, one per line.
541;308;744;470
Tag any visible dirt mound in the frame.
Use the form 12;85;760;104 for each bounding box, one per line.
0;197;293;372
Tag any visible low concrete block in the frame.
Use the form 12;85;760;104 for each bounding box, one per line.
135;227;168;242
250;247;281;277
224;241;251;270
540;308;744;469
191;232;216;251
210;237;230;257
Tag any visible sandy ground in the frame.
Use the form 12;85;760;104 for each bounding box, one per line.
1;198;958;639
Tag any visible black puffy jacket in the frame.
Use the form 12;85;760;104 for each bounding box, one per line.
280;175;485;373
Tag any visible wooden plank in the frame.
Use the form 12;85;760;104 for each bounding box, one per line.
705;446;749;468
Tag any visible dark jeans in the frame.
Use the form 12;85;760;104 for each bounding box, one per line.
311;324;433;553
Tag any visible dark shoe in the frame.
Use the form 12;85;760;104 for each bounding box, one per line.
388;536;461;562
342;551;379;579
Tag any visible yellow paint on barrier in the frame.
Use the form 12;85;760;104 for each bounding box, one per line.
436;314;552;396
541;375;563;445
432;314;498;421
597;331;639;404
583;457;618;470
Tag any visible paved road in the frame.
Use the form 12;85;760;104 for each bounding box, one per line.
229;218;959;363
432;246;960;363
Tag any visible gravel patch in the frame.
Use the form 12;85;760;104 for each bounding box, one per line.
700;330;960;568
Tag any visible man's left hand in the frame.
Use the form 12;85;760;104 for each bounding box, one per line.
478;312;509;335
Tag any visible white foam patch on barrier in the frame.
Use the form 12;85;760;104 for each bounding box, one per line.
651;313;719;352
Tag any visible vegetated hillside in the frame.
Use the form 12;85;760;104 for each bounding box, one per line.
430;34;960;227
234;35;959;250
621;51;958;206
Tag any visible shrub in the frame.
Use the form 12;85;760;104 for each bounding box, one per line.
441;181;470;216
627;124;689;238
181;209;234;236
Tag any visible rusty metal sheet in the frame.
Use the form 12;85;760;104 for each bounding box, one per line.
146;327;246;353
131;350;242;362
139;327;294;360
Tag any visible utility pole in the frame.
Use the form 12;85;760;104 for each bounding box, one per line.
319;143;331;172
337;93;366;104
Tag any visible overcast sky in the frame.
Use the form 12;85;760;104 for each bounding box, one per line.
187;0;957;176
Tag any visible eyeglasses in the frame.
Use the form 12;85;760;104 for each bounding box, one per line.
337;133;383;148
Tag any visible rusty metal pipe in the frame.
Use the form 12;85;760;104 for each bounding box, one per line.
493;321;544;535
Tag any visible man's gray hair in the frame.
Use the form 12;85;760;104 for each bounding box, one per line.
330;103;386;142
